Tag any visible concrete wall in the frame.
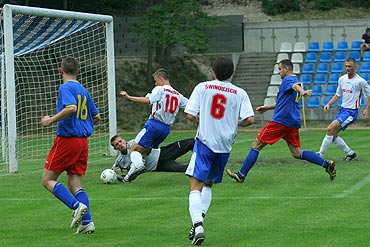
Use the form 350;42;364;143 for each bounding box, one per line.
244;19;370;52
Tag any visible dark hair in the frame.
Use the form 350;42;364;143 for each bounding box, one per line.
153;68;169;80
61;57;79;75
366;27;370;32
110;135;119;147
279;59;293;71
346;57;356;65
212;57;234;81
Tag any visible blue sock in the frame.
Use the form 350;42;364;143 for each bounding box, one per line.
300;150;327;168
75;189;92;225
53;183;79;209
240;148;260;177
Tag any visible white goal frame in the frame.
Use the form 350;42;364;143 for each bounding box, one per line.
1;4;117;173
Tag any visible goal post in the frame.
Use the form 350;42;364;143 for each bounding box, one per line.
1;4;117;173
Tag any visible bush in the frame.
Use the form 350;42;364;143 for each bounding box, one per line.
313;0;339;10
261;0;301;16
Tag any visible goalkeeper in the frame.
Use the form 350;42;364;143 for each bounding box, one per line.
110;135;194;182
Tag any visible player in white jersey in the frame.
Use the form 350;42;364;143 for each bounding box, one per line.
184;57;255;246
119;69;188;181
317;58;370;160
109;135;194;182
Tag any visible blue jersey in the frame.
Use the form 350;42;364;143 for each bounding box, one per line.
56;81;99;137
272;75;302;128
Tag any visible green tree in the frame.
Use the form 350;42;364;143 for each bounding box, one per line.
135;0;217;80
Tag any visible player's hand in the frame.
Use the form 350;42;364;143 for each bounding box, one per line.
256;106;267;113
323;105;330;112
304;89;312;96
120;91;128;98
41;115;52;127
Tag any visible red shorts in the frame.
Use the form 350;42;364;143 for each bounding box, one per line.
257;121;301;147
44;136;88;175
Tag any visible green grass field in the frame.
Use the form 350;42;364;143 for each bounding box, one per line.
1;129;370;247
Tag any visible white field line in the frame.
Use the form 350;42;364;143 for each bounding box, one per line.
334;174;370;198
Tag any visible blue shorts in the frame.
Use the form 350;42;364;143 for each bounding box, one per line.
334;108;358;130
185;139;230;184
135;119;170;148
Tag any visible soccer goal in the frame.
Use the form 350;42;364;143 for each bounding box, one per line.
0;4;117;173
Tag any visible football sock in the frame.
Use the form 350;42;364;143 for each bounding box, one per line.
53;182;79;209
189;190;203;224
239;148;259;177
300;150;327;167
130;151;144;167
319;135;333;155
333;136;352;154
200;186;212;216
75;189;92;225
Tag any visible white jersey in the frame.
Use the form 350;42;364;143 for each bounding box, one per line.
147;85;188;125
112;140;161;172
185;80;254;153
336;73;370;109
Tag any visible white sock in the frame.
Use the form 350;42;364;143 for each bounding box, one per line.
130;151;144;168
333;136;352;154
319;135;334;154
189;190;203;224
200;186;212;216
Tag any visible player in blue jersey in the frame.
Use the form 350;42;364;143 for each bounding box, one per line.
119;69;188;182
226;59;336;183
41;57;101;234
317;58;370;161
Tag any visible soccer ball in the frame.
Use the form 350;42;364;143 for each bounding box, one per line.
100;169;117;184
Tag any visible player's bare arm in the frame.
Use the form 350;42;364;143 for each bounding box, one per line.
364;97;370;120
323;95;339;112
186;114;199;127
41;106;77;127
256;103;275;113
239;116;255;127
119;90;150;104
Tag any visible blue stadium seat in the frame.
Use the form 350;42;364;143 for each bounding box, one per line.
337;41;349;51
313;73;327;84
320;52;332;62
317;63;329;73
363;51;370;61
308;41;320;52
302;63;315;74
305;52;317;63
323;96;336;107
361;97;365;107
311;85;323;96
300;74;312;84
328;73;340;84
308;96;321;108
334;51;346;62
361;62;370;72
331;62;344;73
322;41;334;52
351;40;362;51
348;51;360;62
359;73;369;82
325;85;337;96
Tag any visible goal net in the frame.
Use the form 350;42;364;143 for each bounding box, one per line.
0;5;117;173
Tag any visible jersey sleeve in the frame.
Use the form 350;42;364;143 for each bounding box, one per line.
361;79;370;97
239;90;254;120
184;84;201;116
147;86;162;105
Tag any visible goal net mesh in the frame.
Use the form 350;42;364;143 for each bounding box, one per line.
0;9;113;169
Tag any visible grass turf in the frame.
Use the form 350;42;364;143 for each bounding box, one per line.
0;129;369;247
